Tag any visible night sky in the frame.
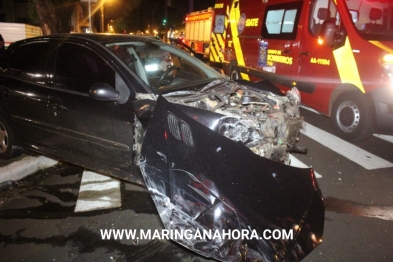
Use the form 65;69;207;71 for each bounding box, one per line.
108;0;217;32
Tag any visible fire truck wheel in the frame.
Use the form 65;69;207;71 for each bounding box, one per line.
230;67;241;80
331;91;373;141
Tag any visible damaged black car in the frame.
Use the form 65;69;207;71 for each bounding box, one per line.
0;34;324;261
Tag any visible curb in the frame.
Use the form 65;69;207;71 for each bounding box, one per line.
0;156;58;183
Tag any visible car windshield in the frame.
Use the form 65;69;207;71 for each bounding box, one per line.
106;40;224;91
344;0;393;39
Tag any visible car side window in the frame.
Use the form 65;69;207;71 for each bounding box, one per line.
9;42;50;84
55;43;115;93
261;1;303;40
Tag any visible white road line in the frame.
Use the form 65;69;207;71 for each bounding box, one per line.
289;155;322;178
374;134;393;143
301;106;393;144
74;170;121;212
301;123;393;170
0;156;58;183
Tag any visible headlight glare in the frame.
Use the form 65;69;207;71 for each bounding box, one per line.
380;53;393;72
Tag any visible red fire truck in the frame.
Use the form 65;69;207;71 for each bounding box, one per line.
210;0;393;141
184;8;215;56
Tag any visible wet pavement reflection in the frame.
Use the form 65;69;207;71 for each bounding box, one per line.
325;197;393;221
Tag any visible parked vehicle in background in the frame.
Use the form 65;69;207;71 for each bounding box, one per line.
0;33;324;261
211;0;393;141
184;8;214;56
168;37;206;62
0;22;42;48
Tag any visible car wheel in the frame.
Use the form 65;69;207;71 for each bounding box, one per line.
230;67;241;80
0;114;22;159
331;91;373;141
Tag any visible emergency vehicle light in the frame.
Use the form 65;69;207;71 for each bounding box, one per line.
317;37;323;45
380;53;393;73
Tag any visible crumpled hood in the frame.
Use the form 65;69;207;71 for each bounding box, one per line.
140;96;324;261
163;79;305;165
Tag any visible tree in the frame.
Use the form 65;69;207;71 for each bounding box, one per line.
31;0;141;35
32;0;77;35
104;0;141;33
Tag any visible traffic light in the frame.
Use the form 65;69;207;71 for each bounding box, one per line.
163;18;167;25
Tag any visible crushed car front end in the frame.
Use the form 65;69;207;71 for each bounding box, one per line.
105;36;324;261
140;96;324;262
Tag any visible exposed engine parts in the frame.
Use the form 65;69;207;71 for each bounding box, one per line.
165;80;304;164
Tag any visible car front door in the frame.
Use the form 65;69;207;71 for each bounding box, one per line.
48;41;135;174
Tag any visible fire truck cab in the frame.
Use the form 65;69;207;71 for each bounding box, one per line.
211;0;393;141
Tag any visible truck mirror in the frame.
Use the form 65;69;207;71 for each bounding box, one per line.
319;19;347;49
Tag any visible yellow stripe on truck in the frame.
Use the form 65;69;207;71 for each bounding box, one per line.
369;41;393;54
210;34;222;62
333;36;365;93
229;1;249;80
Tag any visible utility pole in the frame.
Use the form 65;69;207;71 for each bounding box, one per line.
164;0;168;42
100;2;104;32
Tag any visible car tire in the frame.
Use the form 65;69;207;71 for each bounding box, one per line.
230;67;241;80
331;91;373;141
0;114;22;159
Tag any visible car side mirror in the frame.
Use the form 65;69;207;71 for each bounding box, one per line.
320;19;346;49
89;83;120;101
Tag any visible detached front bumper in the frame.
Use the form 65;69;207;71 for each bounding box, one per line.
140;96;324;262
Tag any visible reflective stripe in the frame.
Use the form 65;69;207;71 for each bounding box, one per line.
333;37;365;93
210;34;222;62
229;1;250;80
369;41;393;54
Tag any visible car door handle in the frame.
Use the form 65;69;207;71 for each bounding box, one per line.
51;102;66;116
300;51;310;56
282;49;290;54
52;102;66;111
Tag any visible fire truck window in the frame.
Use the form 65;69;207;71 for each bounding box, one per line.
310;0;339;37
262;1;303;40
266;9;285;34
282;9;297;32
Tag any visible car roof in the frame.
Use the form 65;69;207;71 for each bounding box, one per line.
17;33;162;46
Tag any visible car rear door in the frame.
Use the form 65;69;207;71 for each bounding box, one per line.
259;1;303;79
47;41;135;172
1;41;55;149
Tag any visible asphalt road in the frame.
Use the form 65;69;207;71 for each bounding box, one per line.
1;107;393;262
